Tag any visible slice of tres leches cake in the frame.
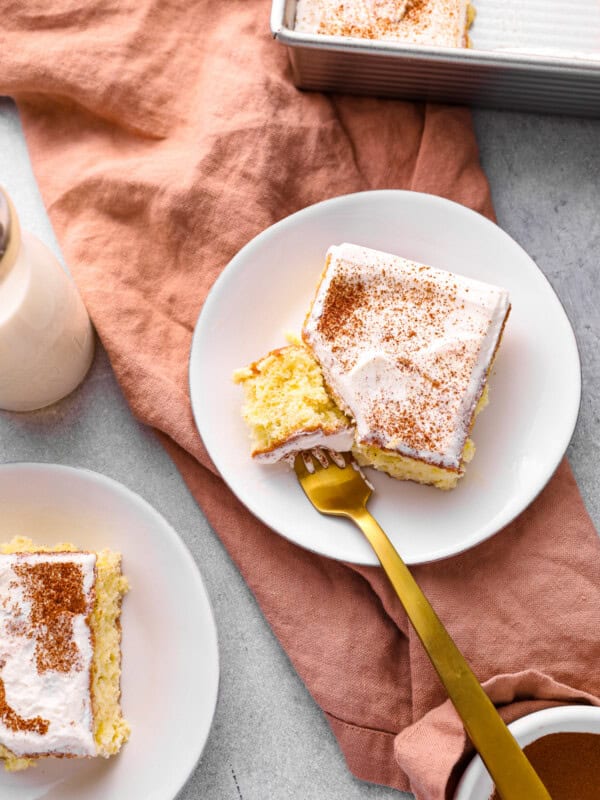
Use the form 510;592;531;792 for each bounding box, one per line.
302;243;510;489
0;536;130;771
233;339;354;464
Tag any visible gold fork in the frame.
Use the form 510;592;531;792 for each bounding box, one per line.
294;452;551;800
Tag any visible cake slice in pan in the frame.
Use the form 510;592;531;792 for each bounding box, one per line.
295;0;474;48
302;243;510;489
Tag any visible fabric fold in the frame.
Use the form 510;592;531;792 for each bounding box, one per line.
1;1;599;797
395;671;600;799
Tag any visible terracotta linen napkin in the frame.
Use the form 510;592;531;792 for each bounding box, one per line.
2;1;600;797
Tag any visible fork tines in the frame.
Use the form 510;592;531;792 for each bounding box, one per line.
297;448;349;473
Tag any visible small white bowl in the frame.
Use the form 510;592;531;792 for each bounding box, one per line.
454;705;600;799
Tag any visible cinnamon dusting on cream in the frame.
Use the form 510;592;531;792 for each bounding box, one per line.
295;0;471;47
302;243;511;470
13;561;89;674
0;551;98;759
0;678;48;736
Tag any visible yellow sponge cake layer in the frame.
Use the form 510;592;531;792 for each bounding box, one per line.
233;343;354;463
353;438;475;490
91;548;130;756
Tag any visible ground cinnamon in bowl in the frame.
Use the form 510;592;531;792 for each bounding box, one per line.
490;732;600;799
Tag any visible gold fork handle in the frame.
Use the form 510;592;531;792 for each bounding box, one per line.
351;507;551;800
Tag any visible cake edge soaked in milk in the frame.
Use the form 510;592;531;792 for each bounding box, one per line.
294;0;474;48
301;242;510;489
233;341;355;463
0;536;130;771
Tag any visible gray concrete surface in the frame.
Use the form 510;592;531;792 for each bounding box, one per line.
0;97;598;800
473;108;600;530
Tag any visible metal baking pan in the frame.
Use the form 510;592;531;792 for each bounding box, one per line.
271;0;600;116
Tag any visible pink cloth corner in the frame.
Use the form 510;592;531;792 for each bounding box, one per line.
396;671;600;799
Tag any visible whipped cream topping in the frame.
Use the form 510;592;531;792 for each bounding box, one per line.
0;552;97;757
295;0;470;47
255;426;355;464
302;243;510;470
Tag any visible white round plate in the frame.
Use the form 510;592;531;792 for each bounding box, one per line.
189;190;580;566
0;463;219;800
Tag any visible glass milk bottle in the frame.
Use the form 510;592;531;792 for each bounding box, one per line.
0;186;94;411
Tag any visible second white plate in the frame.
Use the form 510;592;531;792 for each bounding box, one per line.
0;463;219;800
190;190;580;566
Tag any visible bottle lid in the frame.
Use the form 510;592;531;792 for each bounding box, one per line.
0;186;21;279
